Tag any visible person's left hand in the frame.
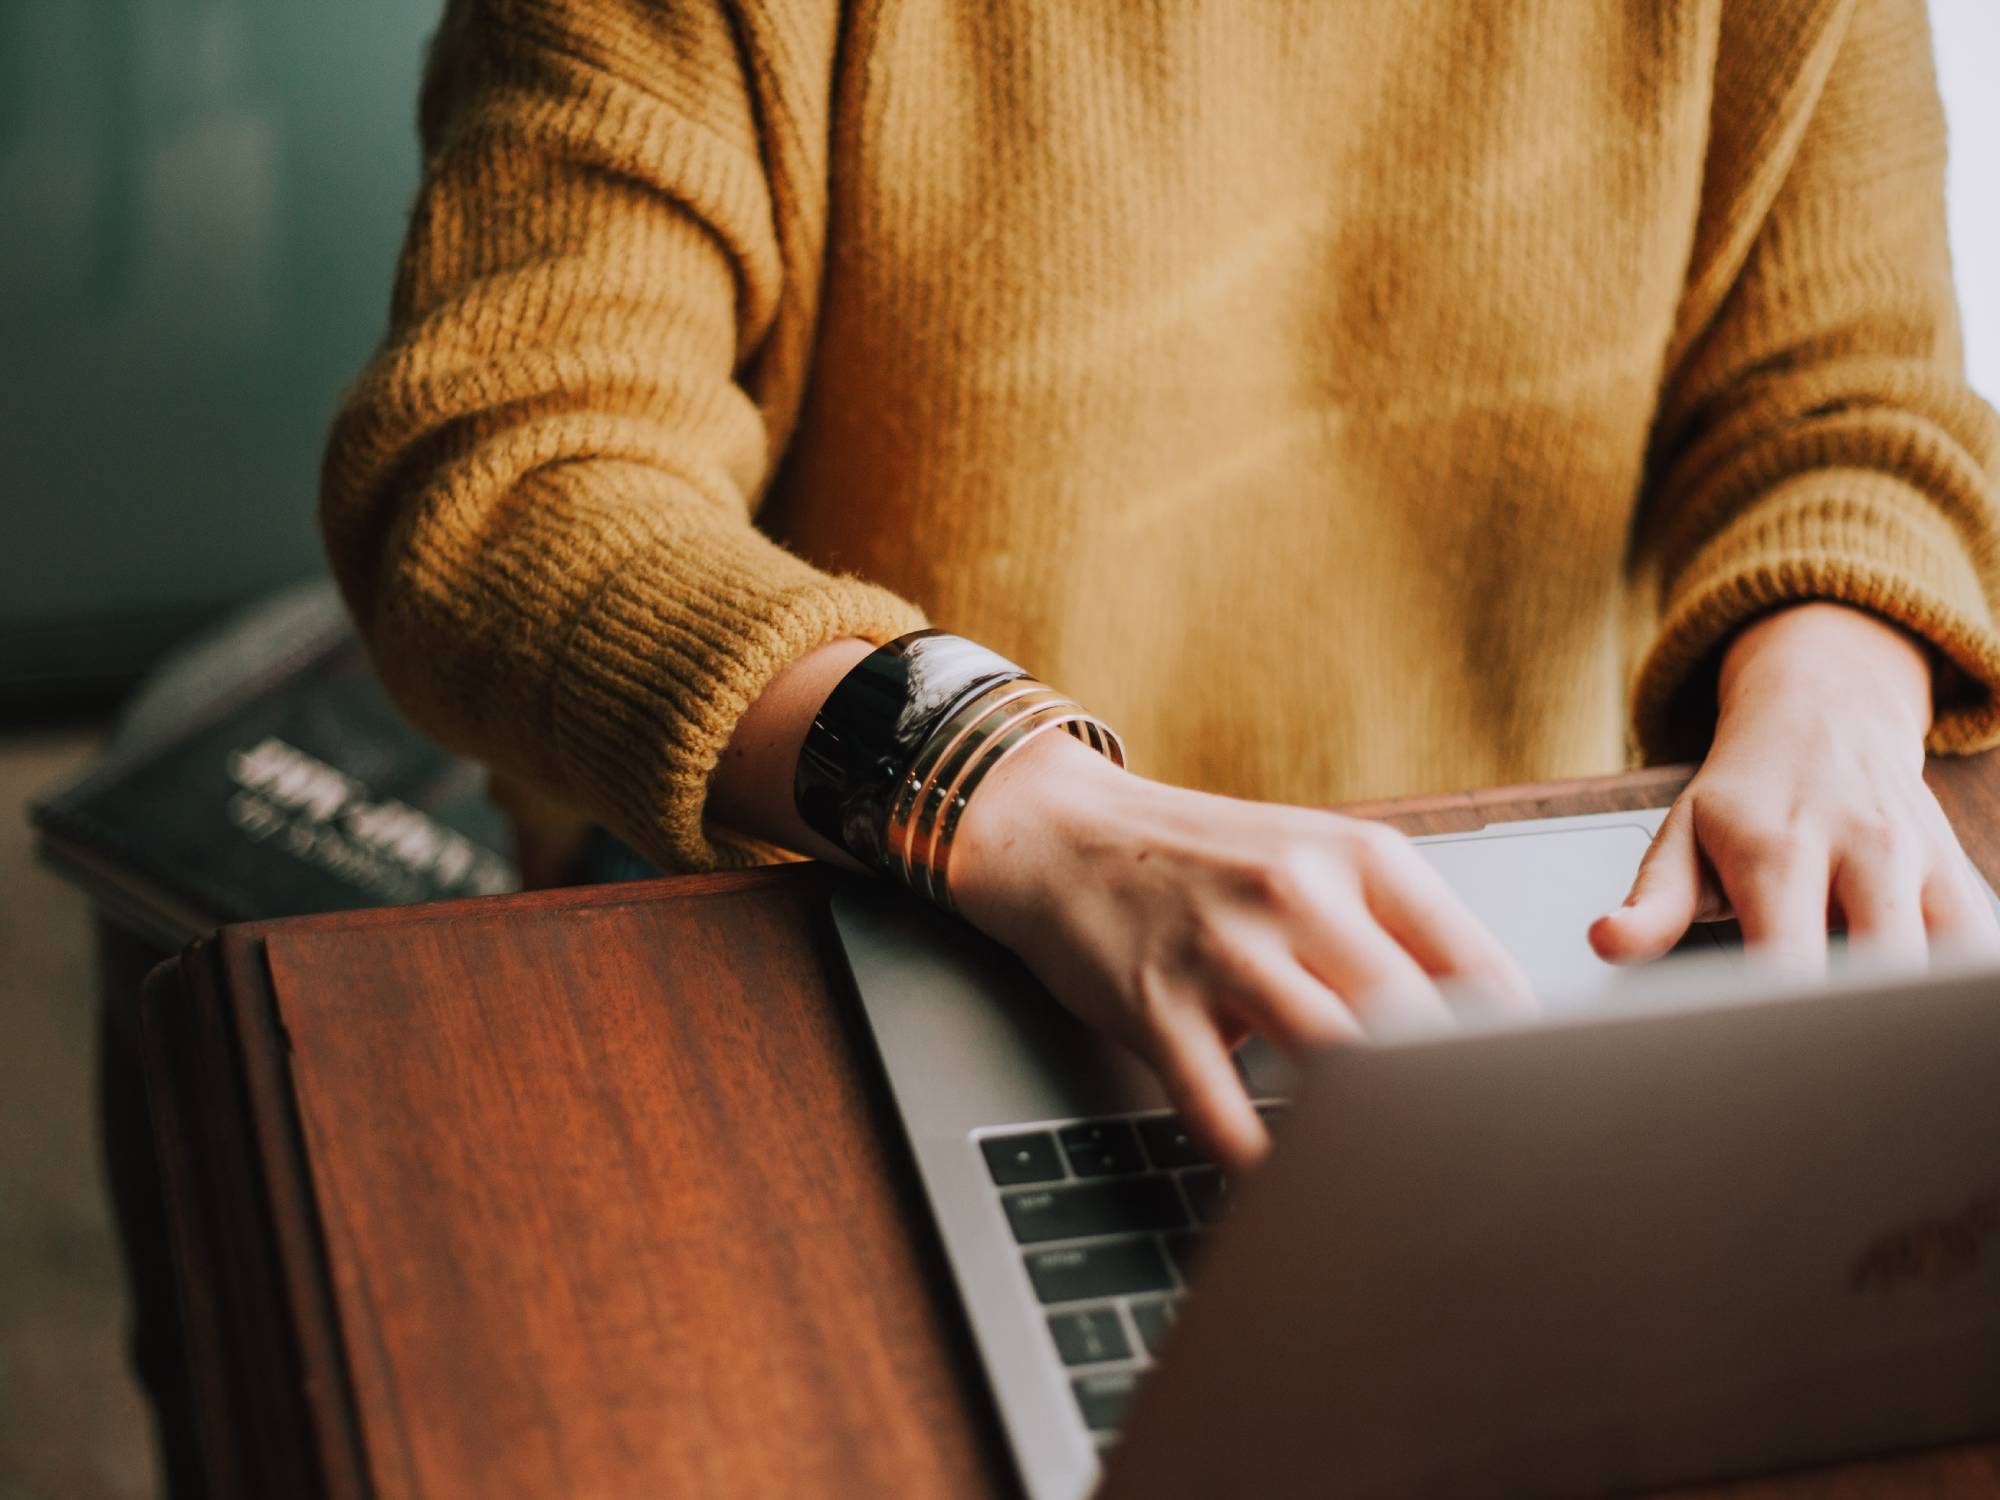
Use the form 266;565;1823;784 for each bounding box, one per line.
1591;601;2000;974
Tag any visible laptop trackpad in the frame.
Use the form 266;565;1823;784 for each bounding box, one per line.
1420;823;1723;1010
1236;822;1715;1097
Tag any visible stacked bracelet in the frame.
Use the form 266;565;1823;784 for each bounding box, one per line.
794;631;1125;908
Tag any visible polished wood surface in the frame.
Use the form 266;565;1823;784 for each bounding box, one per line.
140;761;2000;1499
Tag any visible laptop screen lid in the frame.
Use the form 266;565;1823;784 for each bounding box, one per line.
1099;954;2000;1499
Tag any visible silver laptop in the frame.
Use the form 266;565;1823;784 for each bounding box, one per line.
830;808;2000;1499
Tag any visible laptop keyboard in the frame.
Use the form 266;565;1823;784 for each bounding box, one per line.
977;1104;1286;1444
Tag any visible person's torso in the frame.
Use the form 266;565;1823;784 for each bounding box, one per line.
765;1;1730;803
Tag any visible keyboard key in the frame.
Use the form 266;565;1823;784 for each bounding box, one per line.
1136;1115;1206;1169
1073;1370;1140;1433
1001;1176;1187;1244
1129;1296;1181;1357
981;1131;1064;1186
1059;1120;1144;1176
1026;1239;1174;1303
1181;1167;1233;1224
1047;1306;1131;1365
1256;1102;1291;1130
1163;1230;1205;1283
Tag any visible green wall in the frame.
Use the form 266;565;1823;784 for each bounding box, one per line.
0;2;439;693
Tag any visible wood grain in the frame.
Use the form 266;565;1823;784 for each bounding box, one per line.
141;941;357;1500
259;870;1012;1500
138;761;2000;1500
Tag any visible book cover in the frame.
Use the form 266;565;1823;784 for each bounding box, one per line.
32;624;520;946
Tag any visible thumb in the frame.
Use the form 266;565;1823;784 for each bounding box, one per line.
1590;799;1703;963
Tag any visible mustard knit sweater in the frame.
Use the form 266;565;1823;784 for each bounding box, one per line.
322;0;2000;873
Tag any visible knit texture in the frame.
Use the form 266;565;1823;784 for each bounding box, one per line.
322;0;2000;872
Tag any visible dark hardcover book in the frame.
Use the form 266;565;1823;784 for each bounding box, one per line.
32;610;519;948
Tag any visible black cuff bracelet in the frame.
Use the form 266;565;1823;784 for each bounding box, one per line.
794;631;1029;871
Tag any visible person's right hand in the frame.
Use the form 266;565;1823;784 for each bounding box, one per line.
950;733;1536;1173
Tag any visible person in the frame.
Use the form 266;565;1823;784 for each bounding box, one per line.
322;0;2000;1172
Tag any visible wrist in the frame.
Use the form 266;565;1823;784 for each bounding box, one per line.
951;730;1133;929
1717;602;1932;740
788;629;1128;905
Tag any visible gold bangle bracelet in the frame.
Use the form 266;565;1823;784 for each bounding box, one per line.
904;695;1080;898
795;630;1124;898
923;703;1125;909
883;681;1068;891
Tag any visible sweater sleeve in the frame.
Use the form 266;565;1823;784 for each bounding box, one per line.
318;0;925;872
1629;0;2000;762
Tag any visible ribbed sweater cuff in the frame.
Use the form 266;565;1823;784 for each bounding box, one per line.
549;521;927;872
1632;469;2000;762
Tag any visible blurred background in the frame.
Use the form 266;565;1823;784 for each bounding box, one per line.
1;6;438;1498
0;3;1994;1497
0;2;432;707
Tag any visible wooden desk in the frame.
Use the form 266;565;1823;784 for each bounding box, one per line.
140;764;2000;1500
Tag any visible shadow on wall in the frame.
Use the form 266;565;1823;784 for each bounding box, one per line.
0;1;439;687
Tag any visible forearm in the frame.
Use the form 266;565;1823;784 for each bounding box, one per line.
324;6;930;875
705;637;878;867
1628;0;2000;764
706;636;1106;874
